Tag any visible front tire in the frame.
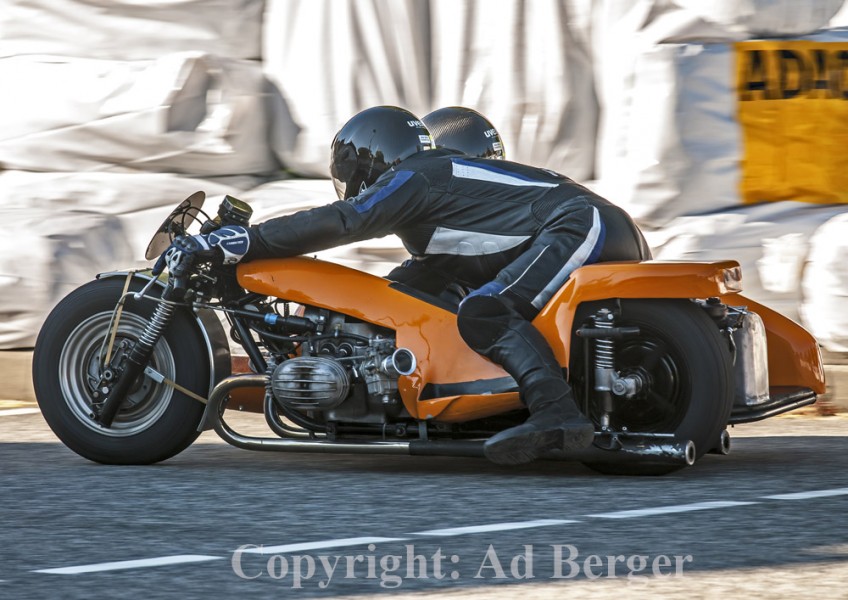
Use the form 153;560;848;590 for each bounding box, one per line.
572;299;734;476
32;277;209;464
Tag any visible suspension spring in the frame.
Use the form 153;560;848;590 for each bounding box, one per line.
593;309;615;369
134;301;175;357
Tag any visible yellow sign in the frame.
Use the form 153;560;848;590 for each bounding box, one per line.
736;40;848;204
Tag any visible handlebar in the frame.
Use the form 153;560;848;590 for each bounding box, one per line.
146;194;253;302
147;245;189;301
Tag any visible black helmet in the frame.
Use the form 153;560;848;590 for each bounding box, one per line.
330;106;434;200
422;106;505;159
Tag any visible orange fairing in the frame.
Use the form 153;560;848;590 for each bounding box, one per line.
532;260;744;366
237;257;823;421
720;294;826;394
237;257;521;420
531;260;823;393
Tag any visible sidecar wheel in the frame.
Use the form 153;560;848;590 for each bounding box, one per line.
572;299;734;476
32;277;209;464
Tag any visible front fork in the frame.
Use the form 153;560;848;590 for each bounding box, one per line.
95;298;176;427
577;308;642;432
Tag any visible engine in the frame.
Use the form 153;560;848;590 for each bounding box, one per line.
267;310;416;424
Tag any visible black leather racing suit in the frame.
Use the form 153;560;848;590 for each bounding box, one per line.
246;149;651;411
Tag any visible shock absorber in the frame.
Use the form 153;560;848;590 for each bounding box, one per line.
96;301;176;427
136;302;176;354
593;309;616;428
594;309;616;371
591;307;644;409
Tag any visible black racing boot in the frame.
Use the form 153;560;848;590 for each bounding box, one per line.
483;381;595;465
456;294;595;465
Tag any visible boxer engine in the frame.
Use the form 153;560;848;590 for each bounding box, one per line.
267;309;417;424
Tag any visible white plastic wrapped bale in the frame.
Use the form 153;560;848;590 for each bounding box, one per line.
0;0;264;60
262;0;432;177
0;171;249;348
590;0;844;46
676;0;844;37
593;42;739;228
587;1;751;228
0;209;138;349
646;202;848;322
594;24;848;228
801;212;848;352
263;0;599;180
429;0;598;180
831;2;848;27
588;0;745;203
0;53;282;176
242;179;410;277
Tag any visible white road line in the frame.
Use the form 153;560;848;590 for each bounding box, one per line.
26;487;848;577
0;408;40;417
33;555;224;575
240;537;408;555
763;487;848;500
586;500;757;519
410;519;579;537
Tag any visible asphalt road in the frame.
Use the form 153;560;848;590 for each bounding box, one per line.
1;409;848;599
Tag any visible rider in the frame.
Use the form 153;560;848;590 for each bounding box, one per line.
162;105;652;465
423;106;506;159
385;106;507;303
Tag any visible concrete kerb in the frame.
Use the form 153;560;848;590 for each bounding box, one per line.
1;350;37;405
4;349;848;414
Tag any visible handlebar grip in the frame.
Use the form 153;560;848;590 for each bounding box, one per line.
164;274;189;301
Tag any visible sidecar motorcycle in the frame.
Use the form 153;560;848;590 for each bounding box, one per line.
32;193;826;475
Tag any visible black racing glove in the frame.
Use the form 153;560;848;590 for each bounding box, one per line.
152;225;251;277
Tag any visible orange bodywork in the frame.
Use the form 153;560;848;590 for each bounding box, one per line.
235;257;825;421
719;294;825;394
238;257;515;421
532;260;742;365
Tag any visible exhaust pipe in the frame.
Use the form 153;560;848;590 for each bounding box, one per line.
206;374;409;454
549;438;696;466
409;438;695;467
707;429;731;455
205;374;694;467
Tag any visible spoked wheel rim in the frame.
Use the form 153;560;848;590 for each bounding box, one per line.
593;324;691;433
58;311;176;437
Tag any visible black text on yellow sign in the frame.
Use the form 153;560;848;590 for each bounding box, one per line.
735;40;848;205
738;44;848;101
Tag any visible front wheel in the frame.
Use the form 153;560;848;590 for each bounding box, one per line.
572;299;734;476
32;277;210;464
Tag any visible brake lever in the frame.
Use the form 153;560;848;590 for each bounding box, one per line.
135;252;168;300
134;277;159;301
